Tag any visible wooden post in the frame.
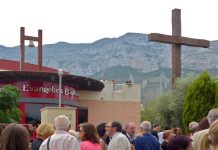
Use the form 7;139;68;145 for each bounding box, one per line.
172;9;181;88
38;30;43;71
19;27;43;71
20;27;25;71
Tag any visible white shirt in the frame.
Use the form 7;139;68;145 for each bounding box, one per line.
158;131;163;144
39;130;80;150
108;132;130;150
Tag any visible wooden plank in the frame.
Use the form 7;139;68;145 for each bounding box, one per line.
38;30;43;71
24;36;39;41
172;8;181;88
148;33;210;48
172;9;181;36
20;27;25;71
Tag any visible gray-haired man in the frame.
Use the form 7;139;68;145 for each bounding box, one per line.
134;121;160;150
39;115;80;150
193;108;218;150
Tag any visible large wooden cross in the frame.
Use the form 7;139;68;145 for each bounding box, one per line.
148;8;210;88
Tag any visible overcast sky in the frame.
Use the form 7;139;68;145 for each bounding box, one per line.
0;0;217;46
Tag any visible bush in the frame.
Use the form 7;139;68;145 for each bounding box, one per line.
155;76;194;129
141;100;160;124
182;72;216;133
170;76;194;128
0;85;21;123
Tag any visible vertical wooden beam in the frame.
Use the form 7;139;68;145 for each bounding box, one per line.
172;9;181;88
20;27;25;71
38;30;43;71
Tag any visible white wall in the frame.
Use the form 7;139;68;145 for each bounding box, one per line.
79;80;141;102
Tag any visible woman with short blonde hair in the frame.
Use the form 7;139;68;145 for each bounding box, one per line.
31;123;54;150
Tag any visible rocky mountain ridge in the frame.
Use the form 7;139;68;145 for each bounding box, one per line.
1;33;218;101
0;33;217;77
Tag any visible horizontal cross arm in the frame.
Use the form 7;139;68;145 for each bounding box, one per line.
24;36;39;41
148;33;210;48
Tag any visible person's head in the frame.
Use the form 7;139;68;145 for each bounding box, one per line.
28;120;37;133
168;135;193;150
163;130;174;141
96;123;107;138
0;124;29;150
207;108;218;125
152;123;161;131
111;121;122;132
164;126;170;130
200;119;218;150
197;117;210;131
176;127;182;135
36;123;54;140
54;115;71;131
171;127;182;136
105;121;122;137
79;123;99;144
140;121;152;133
105;122;112;137
125;122;136;137
189;122;198;134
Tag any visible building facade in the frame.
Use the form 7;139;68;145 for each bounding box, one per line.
0;59;141;129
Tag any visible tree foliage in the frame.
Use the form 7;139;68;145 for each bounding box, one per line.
141;76;194;129
156;76;194;129
157;92;172;126
170;76;195;128
141;99;160;124
182;72;216;133
0;85;21;123
214;77;218;107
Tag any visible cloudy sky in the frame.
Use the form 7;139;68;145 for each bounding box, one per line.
0;0;217;46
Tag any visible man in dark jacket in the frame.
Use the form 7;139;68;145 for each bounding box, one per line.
134;121;160;150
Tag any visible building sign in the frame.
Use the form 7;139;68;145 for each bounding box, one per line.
22;84;75;96
0;81;78;101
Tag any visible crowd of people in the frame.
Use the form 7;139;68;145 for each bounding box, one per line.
1;108;218;150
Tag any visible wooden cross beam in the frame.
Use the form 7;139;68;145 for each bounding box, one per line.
148;9;210;88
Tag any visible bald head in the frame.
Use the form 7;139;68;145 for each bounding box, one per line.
125;122;136;137
54;115;70;131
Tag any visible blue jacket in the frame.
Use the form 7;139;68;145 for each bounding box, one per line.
134;133;160;150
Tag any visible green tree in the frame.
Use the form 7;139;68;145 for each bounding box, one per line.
157;92;172;127
141;76;194;129
182;72;216;133
0;85;21;123
170;76;194;128
141;99;160;124
156;76;194;129
214;77;218;107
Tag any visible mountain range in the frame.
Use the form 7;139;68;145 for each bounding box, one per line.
1;33;218;104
